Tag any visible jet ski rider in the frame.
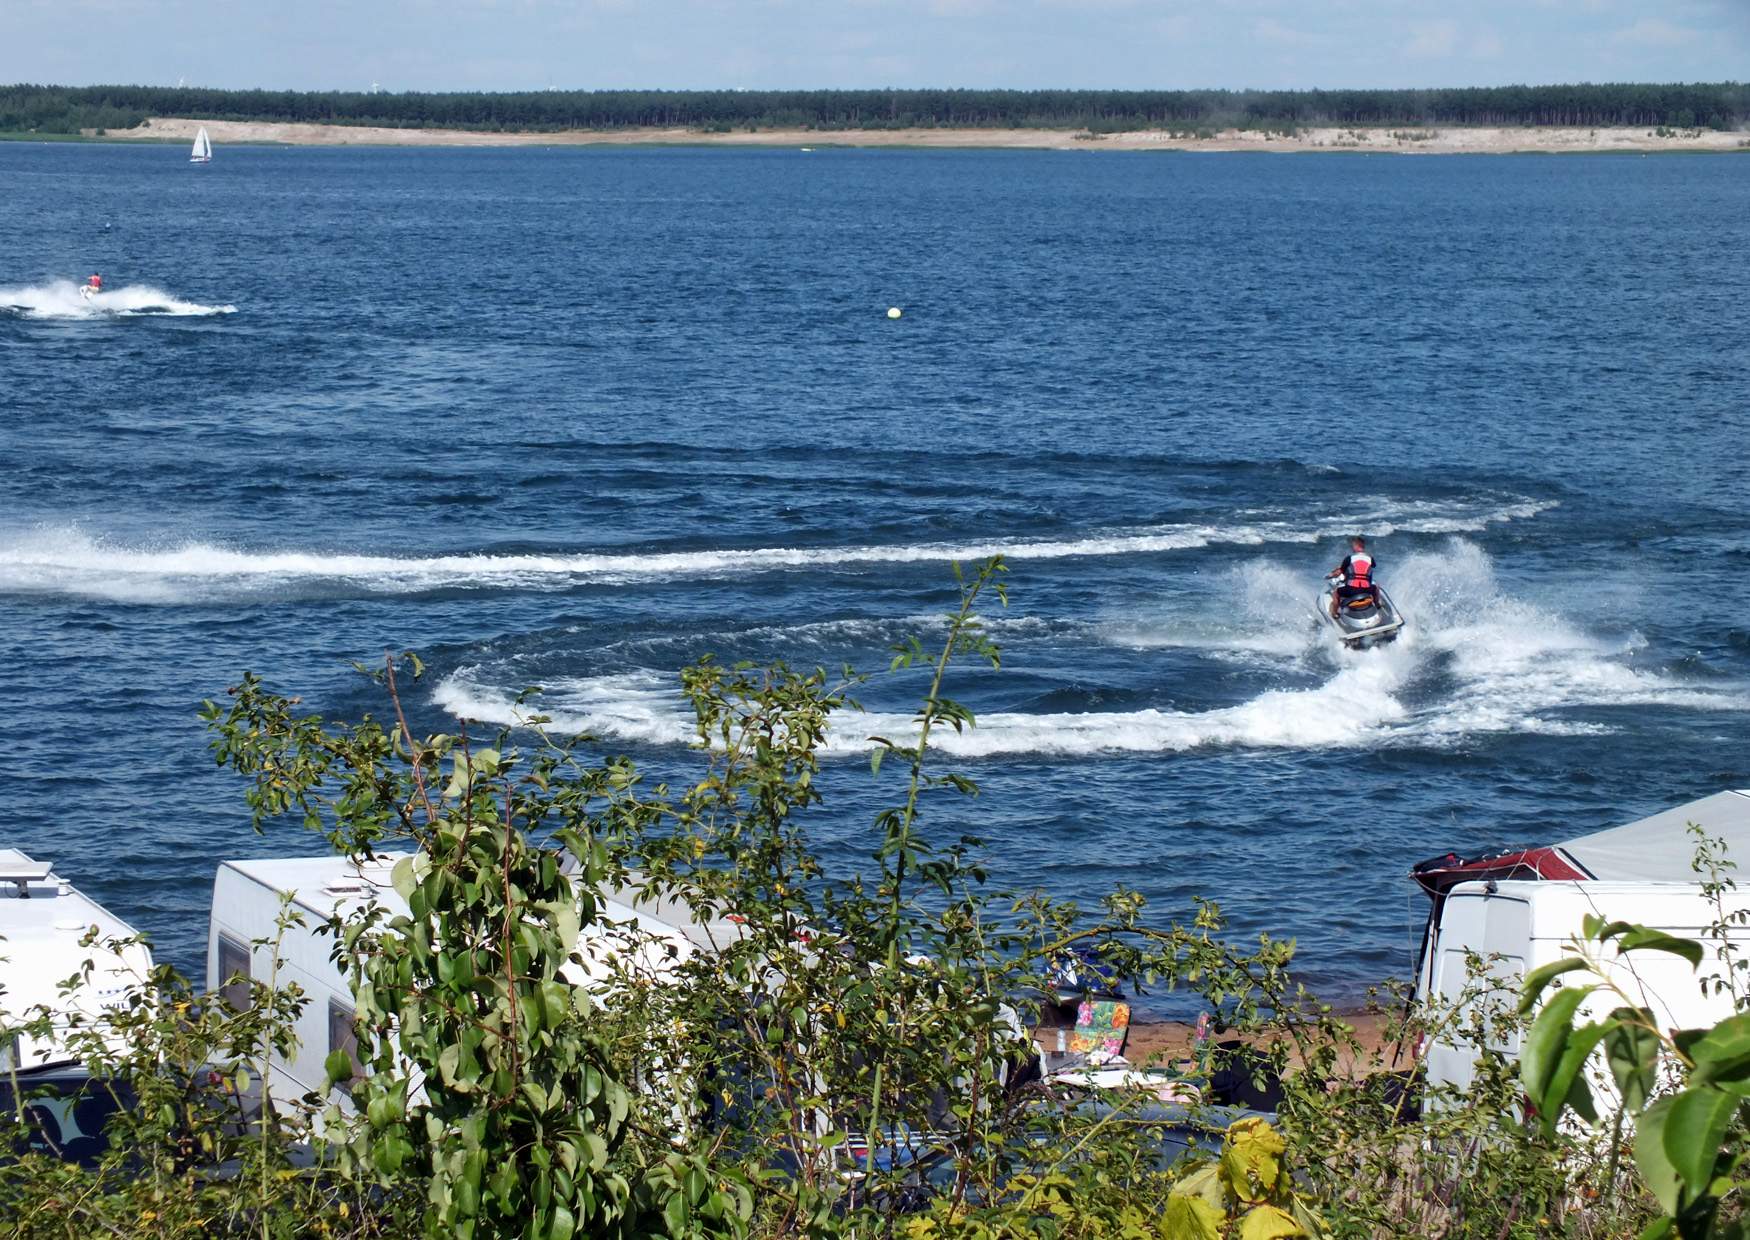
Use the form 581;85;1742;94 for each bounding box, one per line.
1329;535;1376;619
82;273;103;298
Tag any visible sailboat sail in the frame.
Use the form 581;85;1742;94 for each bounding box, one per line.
190;127;213;163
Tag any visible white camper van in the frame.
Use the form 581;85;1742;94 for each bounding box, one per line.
206;852;743;1107
1;849;155;1164
1;848;153;1072
1411;789;1750;1096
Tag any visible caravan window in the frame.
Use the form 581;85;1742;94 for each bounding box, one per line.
217;935;252;1011
327;1000;362;1092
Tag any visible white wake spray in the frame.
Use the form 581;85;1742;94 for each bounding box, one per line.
0;499;1555;604
430;541;1747;758
0;280;236;319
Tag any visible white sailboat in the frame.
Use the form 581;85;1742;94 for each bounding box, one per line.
190;126;213;164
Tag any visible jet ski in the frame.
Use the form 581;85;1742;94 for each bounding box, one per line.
1318;573;1405;649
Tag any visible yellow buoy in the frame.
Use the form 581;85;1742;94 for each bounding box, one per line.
887;307;902;319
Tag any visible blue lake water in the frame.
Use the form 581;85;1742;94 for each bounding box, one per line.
2;142;1747;1006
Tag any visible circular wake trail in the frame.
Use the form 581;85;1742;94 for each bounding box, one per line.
431;541;1747;759
0;501;1555;603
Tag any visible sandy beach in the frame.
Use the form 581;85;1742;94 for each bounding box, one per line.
109;116;1750;154
1059;1010;1401;1075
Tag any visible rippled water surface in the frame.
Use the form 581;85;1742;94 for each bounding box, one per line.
3;143;1747;1003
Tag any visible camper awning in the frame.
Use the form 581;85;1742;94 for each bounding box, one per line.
1559;790;1750;883
1412;790;1750;896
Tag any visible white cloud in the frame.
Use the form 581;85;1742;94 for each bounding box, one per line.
1611;17;1700;47
1403;19;1459;59
1150;14;1195;41
1253;16;1325;46
927;0;997;16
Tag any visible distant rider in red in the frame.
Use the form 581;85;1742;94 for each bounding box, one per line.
1329;535;1375;618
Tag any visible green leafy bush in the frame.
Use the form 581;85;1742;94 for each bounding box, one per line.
3;559;1726;1238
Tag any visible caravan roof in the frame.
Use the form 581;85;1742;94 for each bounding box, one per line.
1412;789;1750;896
217;853;747;957
0;849;153;1070
221;854;410;922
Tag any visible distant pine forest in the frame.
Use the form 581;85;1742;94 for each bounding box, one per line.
4;82;1747;136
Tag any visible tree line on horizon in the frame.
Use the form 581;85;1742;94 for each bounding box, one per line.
3;81;1747;136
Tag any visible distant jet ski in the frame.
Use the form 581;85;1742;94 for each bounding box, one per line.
1318;573;1405;649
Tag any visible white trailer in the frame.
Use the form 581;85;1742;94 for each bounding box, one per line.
206;852;742;1107
0;848;153;1072
1412;789;1750;1096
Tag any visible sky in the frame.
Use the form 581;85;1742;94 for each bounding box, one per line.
5;0;1748;93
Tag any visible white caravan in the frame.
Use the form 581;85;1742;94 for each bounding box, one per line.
1411;789;1750;1097
206;852;743;1107
0;849;153;1072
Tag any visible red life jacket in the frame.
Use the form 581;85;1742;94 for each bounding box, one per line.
1345;552;1373;590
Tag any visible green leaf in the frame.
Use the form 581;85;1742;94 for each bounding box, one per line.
1173;1164;1226;1212
1689;1012;1750;1092
1222;1118;1286;1203
1520;984;1595;1111
541;979;569;1030
391;854;418;903
1540;1021;1610;1135
1238;1204;1306;1240
548;1203;576;1240
663;1190;688;1235
1163;1193;1223;1240
1604;1013;1662;1112
1616;928;1704;968
1519;957;1589;1013
1666;1085;1735;1199
1636;1096;1683;1215
324;1048;355;1090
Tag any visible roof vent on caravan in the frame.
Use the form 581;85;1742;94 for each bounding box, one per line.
318;858;401;898
0;857;60;899
0;849;153;1072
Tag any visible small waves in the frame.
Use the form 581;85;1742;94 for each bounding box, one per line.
0;280;236;319
0;499;1556;604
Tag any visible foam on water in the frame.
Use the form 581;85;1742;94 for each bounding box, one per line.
430;541;1746;758
433;671;696;747
433;652;1413;757
1100;560;1323;664
1387;542;1743;738
0;499;1556;603
0;279;236;319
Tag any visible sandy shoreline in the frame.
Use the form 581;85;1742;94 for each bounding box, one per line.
105;116;1750;155
1032;1010;1405;1084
